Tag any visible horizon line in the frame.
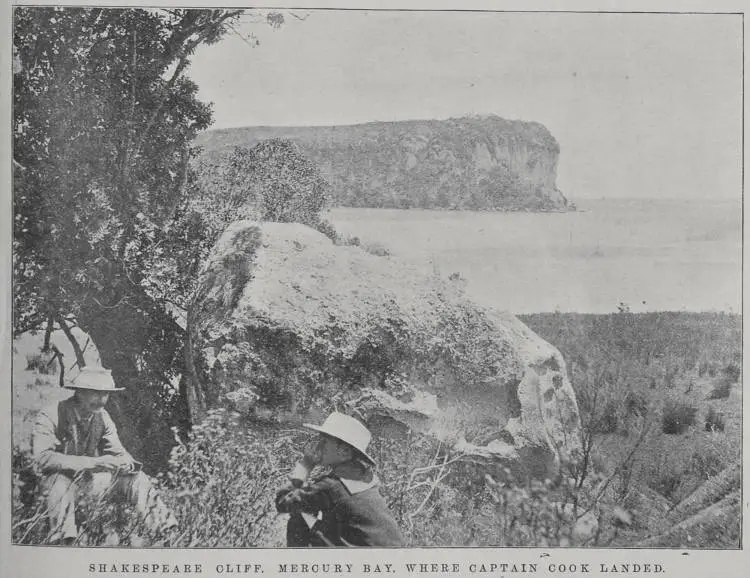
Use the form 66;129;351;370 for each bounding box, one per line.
201;112;545;133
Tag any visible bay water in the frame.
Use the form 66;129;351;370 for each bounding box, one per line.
328;198;742;314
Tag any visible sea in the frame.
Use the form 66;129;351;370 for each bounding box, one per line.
327;198;742;315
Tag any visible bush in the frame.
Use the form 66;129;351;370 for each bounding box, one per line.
335;235;360;247
652;471;682;501
661;401;697;435
722;362;741;383
361;241;391;257
314;218;338;243
624;391;648;418
157;409;299;547
594;401;620;434
708;380;732;400
704;407;726;432
25;352;57;375
689;447;725;481
367;416;609;547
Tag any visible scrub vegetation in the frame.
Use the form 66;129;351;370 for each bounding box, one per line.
13;311;741;547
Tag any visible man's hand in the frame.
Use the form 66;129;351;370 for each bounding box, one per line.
301;438;322;467
89;455;133;473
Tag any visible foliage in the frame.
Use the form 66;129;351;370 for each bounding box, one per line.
13;310;740;547
12;7;259;468
722;361;741;382
352;417;608;547
156;409;297;547
704;406;726;432
661;401;697;435
25;351;57;375
521;310;741;513
191;139;333;237
708;379;733;400
520;311;741;377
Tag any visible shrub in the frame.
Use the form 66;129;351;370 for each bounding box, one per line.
25;352;57;375
652;471;682;501
335;235;360;247
708;380;732;400
594;401;620;434
722;362;741;383
157;409;299;547
704;407;726;432
661;401;697;435
314;218;338;243
361;241;391;257
689;447;725;481
624;391;648;418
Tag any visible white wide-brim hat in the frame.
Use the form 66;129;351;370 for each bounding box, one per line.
65;367;124;392
303;412;376;465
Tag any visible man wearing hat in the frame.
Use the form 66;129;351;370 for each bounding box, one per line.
276;412;404;547
31;366;177;545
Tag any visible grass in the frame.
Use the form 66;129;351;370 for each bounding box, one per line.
12;311;741;547
521;311;741;511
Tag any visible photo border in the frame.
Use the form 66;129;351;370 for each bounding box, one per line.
2;1;747;576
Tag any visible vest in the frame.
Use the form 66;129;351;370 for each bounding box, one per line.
57;398;106;457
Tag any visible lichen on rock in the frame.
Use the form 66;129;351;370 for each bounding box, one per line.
187;220;582;477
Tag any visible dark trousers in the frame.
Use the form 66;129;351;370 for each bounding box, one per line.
286;513;329;547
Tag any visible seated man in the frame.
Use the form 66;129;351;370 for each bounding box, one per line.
32;366;177;545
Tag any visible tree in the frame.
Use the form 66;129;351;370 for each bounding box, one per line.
13;7;252;468
192;138;333;236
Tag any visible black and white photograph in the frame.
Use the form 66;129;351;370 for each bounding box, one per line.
6;1;744;558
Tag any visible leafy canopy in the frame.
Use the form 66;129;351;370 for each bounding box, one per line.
13;7;247;467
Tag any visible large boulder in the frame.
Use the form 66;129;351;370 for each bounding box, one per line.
186;221;582;476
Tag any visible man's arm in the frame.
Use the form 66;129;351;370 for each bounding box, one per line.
32;409;96;475
99;411;134;468
276;477;336;514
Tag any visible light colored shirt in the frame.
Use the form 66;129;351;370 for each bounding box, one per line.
32;399;132;475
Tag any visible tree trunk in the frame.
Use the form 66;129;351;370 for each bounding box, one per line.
79;300;188;472
42;314;54;352
55;313;86;367
183;309;207;425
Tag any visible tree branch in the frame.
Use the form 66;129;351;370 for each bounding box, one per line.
42;314;54;352
55;313;86;369
49;344;66;387
127;10;242;173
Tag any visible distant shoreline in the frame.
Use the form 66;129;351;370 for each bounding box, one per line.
328;205;578;214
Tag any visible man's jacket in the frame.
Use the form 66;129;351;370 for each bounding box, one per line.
276;473;404;547
32;397;131;475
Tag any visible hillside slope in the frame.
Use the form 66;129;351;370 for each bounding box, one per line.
196;115;570;211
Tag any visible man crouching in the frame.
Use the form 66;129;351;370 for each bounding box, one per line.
32;366;177;545
276;412;404;547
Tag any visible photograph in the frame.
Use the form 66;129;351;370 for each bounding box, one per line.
8;4;743;553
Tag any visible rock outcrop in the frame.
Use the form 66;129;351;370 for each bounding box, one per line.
196;115;569;212
186;221;582;477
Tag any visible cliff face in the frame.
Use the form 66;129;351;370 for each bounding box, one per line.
196;115;569;212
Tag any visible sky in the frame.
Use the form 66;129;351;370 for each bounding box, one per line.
189;10;742;200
